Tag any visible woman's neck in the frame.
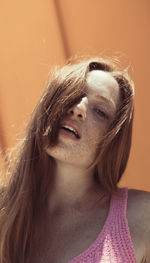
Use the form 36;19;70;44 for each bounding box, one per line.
47;160;107;214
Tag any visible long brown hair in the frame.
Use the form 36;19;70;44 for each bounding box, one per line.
0;57;134;262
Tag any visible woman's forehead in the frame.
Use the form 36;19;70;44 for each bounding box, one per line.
86;70;120;107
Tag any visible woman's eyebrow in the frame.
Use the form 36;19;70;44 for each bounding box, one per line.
94;94;116;110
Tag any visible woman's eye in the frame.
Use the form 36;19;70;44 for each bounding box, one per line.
95;108;109;119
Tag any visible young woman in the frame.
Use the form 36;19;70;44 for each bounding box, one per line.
0;57;150;263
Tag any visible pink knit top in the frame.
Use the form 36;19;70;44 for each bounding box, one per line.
68;188;137;263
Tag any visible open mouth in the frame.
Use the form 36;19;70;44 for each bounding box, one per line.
60;125;80;139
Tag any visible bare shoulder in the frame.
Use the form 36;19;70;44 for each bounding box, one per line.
128;188;150;199
127;188;150;230
127;188;150;217
127;188;150;263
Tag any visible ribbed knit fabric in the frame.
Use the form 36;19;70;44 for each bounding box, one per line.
68;188;137;263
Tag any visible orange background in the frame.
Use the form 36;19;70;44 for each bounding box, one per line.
0;0;150;191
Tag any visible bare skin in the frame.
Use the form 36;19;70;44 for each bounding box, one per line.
30;190;150;263
127;189;150;263
30;71;150;263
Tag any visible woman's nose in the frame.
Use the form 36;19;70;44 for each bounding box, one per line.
67;97;88;121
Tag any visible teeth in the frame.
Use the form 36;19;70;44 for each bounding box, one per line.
61;125;79;137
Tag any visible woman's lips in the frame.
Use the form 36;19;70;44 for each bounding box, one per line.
59;127;80;140
60;119;82;139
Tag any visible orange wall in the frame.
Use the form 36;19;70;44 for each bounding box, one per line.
0;0;150;191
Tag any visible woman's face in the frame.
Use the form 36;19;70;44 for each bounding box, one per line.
46;70;120;168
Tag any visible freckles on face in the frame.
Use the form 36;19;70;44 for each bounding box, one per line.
83;112;107;149
45;70;120;167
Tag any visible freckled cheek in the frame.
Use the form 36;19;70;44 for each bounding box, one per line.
88;118;107;134
83;114;108;144
85;125;104;146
